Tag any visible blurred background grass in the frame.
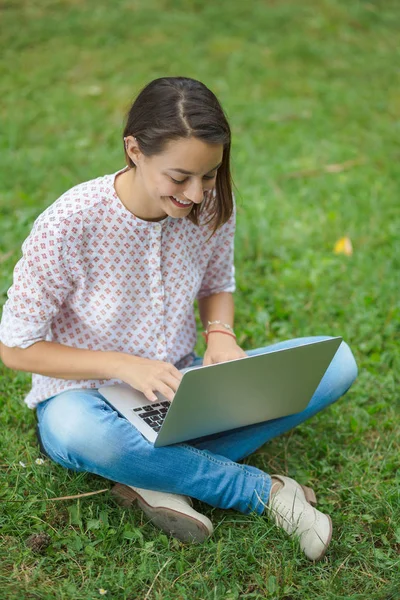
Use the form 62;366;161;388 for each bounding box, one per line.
1;1;399;598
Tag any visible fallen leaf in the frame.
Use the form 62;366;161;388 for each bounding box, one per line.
334;236;353;256
324;159;363;173
268;110;311;122
0;251;13;263
281;158;364;179
86;85;102;96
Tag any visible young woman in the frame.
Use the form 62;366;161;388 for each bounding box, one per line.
0;77;357;561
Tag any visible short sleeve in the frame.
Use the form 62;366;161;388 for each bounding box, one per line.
0;218;75;348
196;204;236;299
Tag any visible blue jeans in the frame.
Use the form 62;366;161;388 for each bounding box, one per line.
37;337;357;515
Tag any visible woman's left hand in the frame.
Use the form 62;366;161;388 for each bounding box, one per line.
203;333;247;366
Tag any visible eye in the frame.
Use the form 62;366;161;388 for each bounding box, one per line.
170;173;216;184
170;177;188;184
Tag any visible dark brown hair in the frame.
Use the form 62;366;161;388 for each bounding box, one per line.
123;77;233;233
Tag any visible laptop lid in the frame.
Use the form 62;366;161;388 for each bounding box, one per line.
154;337;341;446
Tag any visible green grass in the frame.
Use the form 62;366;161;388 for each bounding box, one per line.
1;0;399;598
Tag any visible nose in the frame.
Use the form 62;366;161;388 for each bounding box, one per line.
184;179;204;204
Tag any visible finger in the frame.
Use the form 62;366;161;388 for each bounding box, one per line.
162;372;182;393
168;365;184;383
143;388;158;403
155;381;176;403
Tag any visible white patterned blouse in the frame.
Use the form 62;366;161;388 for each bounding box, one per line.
0;168;236;408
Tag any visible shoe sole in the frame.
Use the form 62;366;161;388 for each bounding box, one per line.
111;484;211;544
312;514;333;562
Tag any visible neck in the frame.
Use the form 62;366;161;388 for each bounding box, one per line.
114;168;166;222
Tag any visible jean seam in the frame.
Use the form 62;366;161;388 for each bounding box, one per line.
181;443;266;478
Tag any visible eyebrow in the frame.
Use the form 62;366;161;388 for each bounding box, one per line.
167;162;222;175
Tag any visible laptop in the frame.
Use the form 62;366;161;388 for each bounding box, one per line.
99;337;342;447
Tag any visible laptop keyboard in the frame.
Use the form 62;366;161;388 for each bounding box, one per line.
132;400;170;432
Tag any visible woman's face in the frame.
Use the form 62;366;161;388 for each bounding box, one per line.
126;136;224;221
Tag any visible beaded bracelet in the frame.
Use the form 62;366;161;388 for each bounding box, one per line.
202;329;237;345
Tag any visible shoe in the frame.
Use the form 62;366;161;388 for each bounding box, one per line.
266;475;333;561
111;483;213;544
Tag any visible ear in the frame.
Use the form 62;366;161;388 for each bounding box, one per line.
124;135;141;166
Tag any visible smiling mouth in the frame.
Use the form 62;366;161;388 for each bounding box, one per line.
169;196;193;208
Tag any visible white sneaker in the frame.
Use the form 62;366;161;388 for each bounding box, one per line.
266;475;333;561
111;483;213;544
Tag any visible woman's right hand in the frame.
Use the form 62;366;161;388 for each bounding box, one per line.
116;355;183;403
0;341;183;403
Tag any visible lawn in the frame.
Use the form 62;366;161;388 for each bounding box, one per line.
0;0;399;598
